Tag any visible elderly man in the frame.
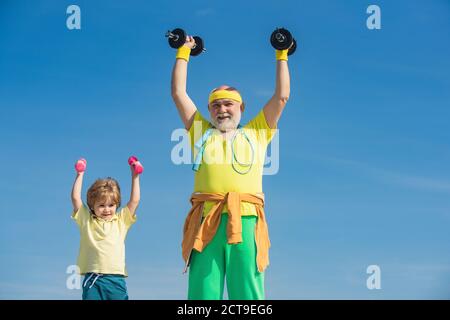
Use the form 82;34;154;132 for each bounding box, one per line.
171;34;291;300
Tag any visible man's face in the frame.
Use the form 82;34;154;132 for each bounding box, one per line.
209;99;242;132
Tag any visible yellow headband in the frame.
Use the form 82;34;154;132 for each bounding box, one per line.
208;90;242;104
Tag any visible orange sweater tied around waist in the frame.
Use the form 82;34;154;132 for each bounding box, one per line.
182;192;271;273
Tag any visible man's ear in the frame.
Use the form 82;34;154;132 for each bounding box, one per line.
240;102;245;112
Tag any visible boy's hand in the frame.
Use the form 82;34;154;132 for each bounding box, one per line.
128;156;144;176
75;158;87;173
130;165;139;177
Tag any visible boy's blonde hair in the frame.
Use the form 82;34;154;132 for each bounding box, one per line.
87;178;121;213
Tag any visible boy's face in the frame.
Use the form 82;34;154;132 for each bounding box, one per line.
209;99;243;132
93;198;117;221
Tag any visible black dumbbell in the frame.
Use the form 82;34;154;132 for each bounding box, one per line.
270;27;297;56
165;28;206;56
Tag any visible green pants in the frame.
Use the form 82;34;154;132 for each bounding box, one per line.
188;215;265;300
82;273;128;300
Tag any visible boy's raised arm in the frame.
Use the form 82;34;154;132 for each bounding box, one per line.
127;168;140;216
71;172;84;213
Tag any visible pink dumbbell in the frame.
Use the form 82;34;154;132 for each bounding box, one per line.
75;158;87;173
128;156;144;175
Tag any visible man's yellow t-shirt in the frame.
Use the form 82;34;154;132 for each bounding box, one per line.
189;109;276;216
72;205;136;276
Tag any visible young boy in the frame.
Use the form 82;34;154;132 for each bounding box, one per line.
70;158;141;300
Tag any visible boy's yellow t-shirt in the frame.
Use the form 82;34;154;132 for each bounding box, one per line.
72;205;136;276
188;109;276;216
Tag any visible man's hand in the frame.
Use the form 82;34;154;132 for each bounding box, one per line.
183;35;196;49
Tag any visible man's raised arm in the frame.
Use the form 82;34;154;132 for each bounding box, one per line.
171;36;198;130
263;49;291;129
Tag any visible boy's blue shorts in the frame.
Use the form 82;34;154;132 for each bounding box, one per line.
82;273;128;300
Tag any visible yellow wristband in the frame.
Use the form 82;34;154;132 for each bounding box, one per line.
176;45;191;62
276;49;289;61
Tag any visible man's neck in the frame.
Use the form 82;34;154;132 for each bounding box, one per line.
218;128;237;140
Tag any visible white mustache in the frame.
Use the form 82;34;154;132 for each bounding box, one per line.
216;113;232;119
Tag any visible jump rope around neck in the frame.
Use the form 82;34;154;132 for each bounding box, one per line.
192;125;255;175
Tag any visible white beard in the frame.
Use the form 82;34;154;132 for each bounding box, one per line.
211;114;241;132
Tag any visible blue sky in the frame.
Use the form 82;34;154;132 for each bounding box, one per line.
0;0;449;299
